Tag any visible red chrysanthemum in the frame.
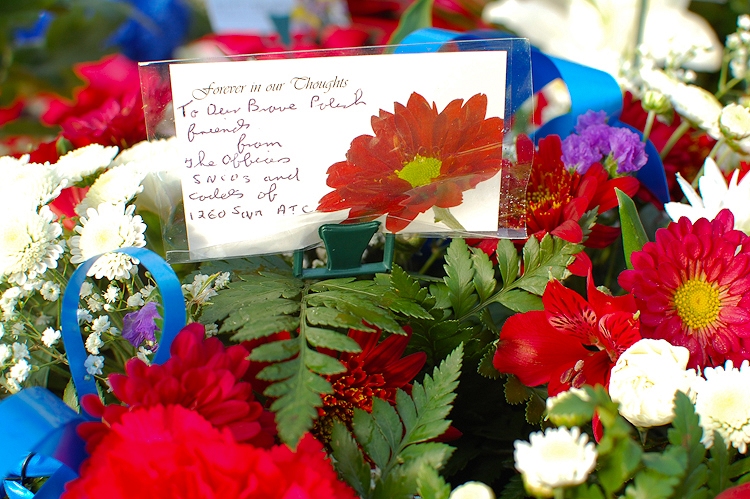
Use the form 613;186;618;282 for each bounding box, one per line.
315;327;426;440
63;405;357;499
494;273;641;396
79;323;276;451
317;92;504;232
471;134;639;259
618;209;750;369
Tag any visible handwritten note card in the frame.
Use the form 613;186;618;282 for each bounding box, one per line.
169;50;508;259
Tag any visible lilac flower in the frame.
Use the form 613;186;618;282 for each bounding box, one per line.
122;301;161;347
608;128;648;174
562;134;602;173
574;110;608;133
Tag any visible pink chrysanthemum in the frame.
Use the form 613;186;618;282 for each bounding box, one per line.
619;209;750;368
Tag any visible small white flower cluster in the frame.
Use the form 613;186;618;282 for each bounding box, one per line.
1;341;32;393
727;15;750;80
182;272;231;308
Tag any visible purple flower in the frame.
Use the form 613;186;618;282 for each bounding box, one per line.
608;128;648;174
561;134;602;173
574;110;608;134
122;301;161;347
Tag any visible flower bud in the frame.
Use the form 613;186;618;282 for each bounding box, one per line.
641;90;671;114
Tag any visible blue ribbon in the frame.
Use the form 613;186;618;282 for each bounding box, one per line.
1;247;186;498
398;28;669;203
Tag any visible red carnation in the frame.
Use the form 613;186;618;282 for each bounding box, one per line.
79;323;275;451
63;405;356;499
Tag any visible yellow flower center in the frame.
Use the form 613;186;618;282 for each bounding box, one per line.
396;155;442;188
673;279;721;330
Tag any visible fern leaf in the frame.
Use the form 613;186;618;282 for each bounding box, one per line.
443;239;478;318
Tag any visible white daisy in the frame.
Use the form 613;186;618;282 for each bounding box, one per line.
40;281;61;301
695;360;750;453
514;426;597;497
85;332;103;354
84;355;104;376
0;206;64;285
41;327;61;348
69;203;146;280
0;161;67;208
75;164;147;216
53;144;118;184
664;157;750;234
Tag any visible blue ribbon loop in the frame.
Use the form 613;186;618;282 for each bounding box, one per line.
398;27;670;203
1;247;186;498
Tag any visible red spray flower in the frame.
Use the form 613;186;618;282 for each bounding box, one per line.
494;273;641;396
316;327;426;439
317;92;504;232
79;323;276;451
619;210;750;369
63;405;356;499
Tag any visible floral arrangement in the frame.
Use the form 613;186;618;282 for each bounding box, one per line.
3;1;750;499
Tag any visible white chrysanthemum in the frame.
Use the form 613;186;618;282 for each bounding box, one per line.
514;427;597;497
664;157;750;234
53;144;118;184
720;103;750;142
0;206;63;285
449;482;495;499
0;155;29;167
69;203;146;280
40;281;61;301
84;355;104;376
85;332;103;355
111;137;176;167
0;161;67;208
41;327;61;348
75;164;147;216
609;339;698;428
695;360;750;453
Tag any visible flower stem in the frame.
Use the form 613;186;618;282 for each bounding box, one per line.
660;121;691;159
433;207;466;231
642;111;655;143
632;0;649;70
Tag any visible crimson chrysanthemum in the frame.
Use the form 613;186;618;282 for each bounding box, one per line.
494;273;641;396
79;323;276;451
471;134;639;259
619;209;750;368
317;91;504;232
63;405;357;499
315;327;426;441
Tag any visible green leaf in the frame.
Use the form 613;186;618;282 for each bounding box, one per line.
478;342;502;379
248;339;300;362
503;374;530;405
708;432;731;496
598;437;643;497
387;0;434;45
353;407;392;470
417;468;451;499
268;369;331;447
470;247;497;302
515;234;580;296
305;326;362;352
625;470;681;499
256;358;300;381
443;239;478;318
496;239;519;286
371;398;405;455
616;188;649;269
330;420;372;498
497;288;543;312
303;349;346;375
63;379;80;413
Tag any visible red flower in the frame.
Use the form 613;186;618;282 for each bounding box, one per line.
715;483;750;499
41;54;154;149
79;323;275;451
494;274;641;396
63;405;356;499
471;134;639;258
317;92;504;232
316;327;426;439
618;210;750;369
